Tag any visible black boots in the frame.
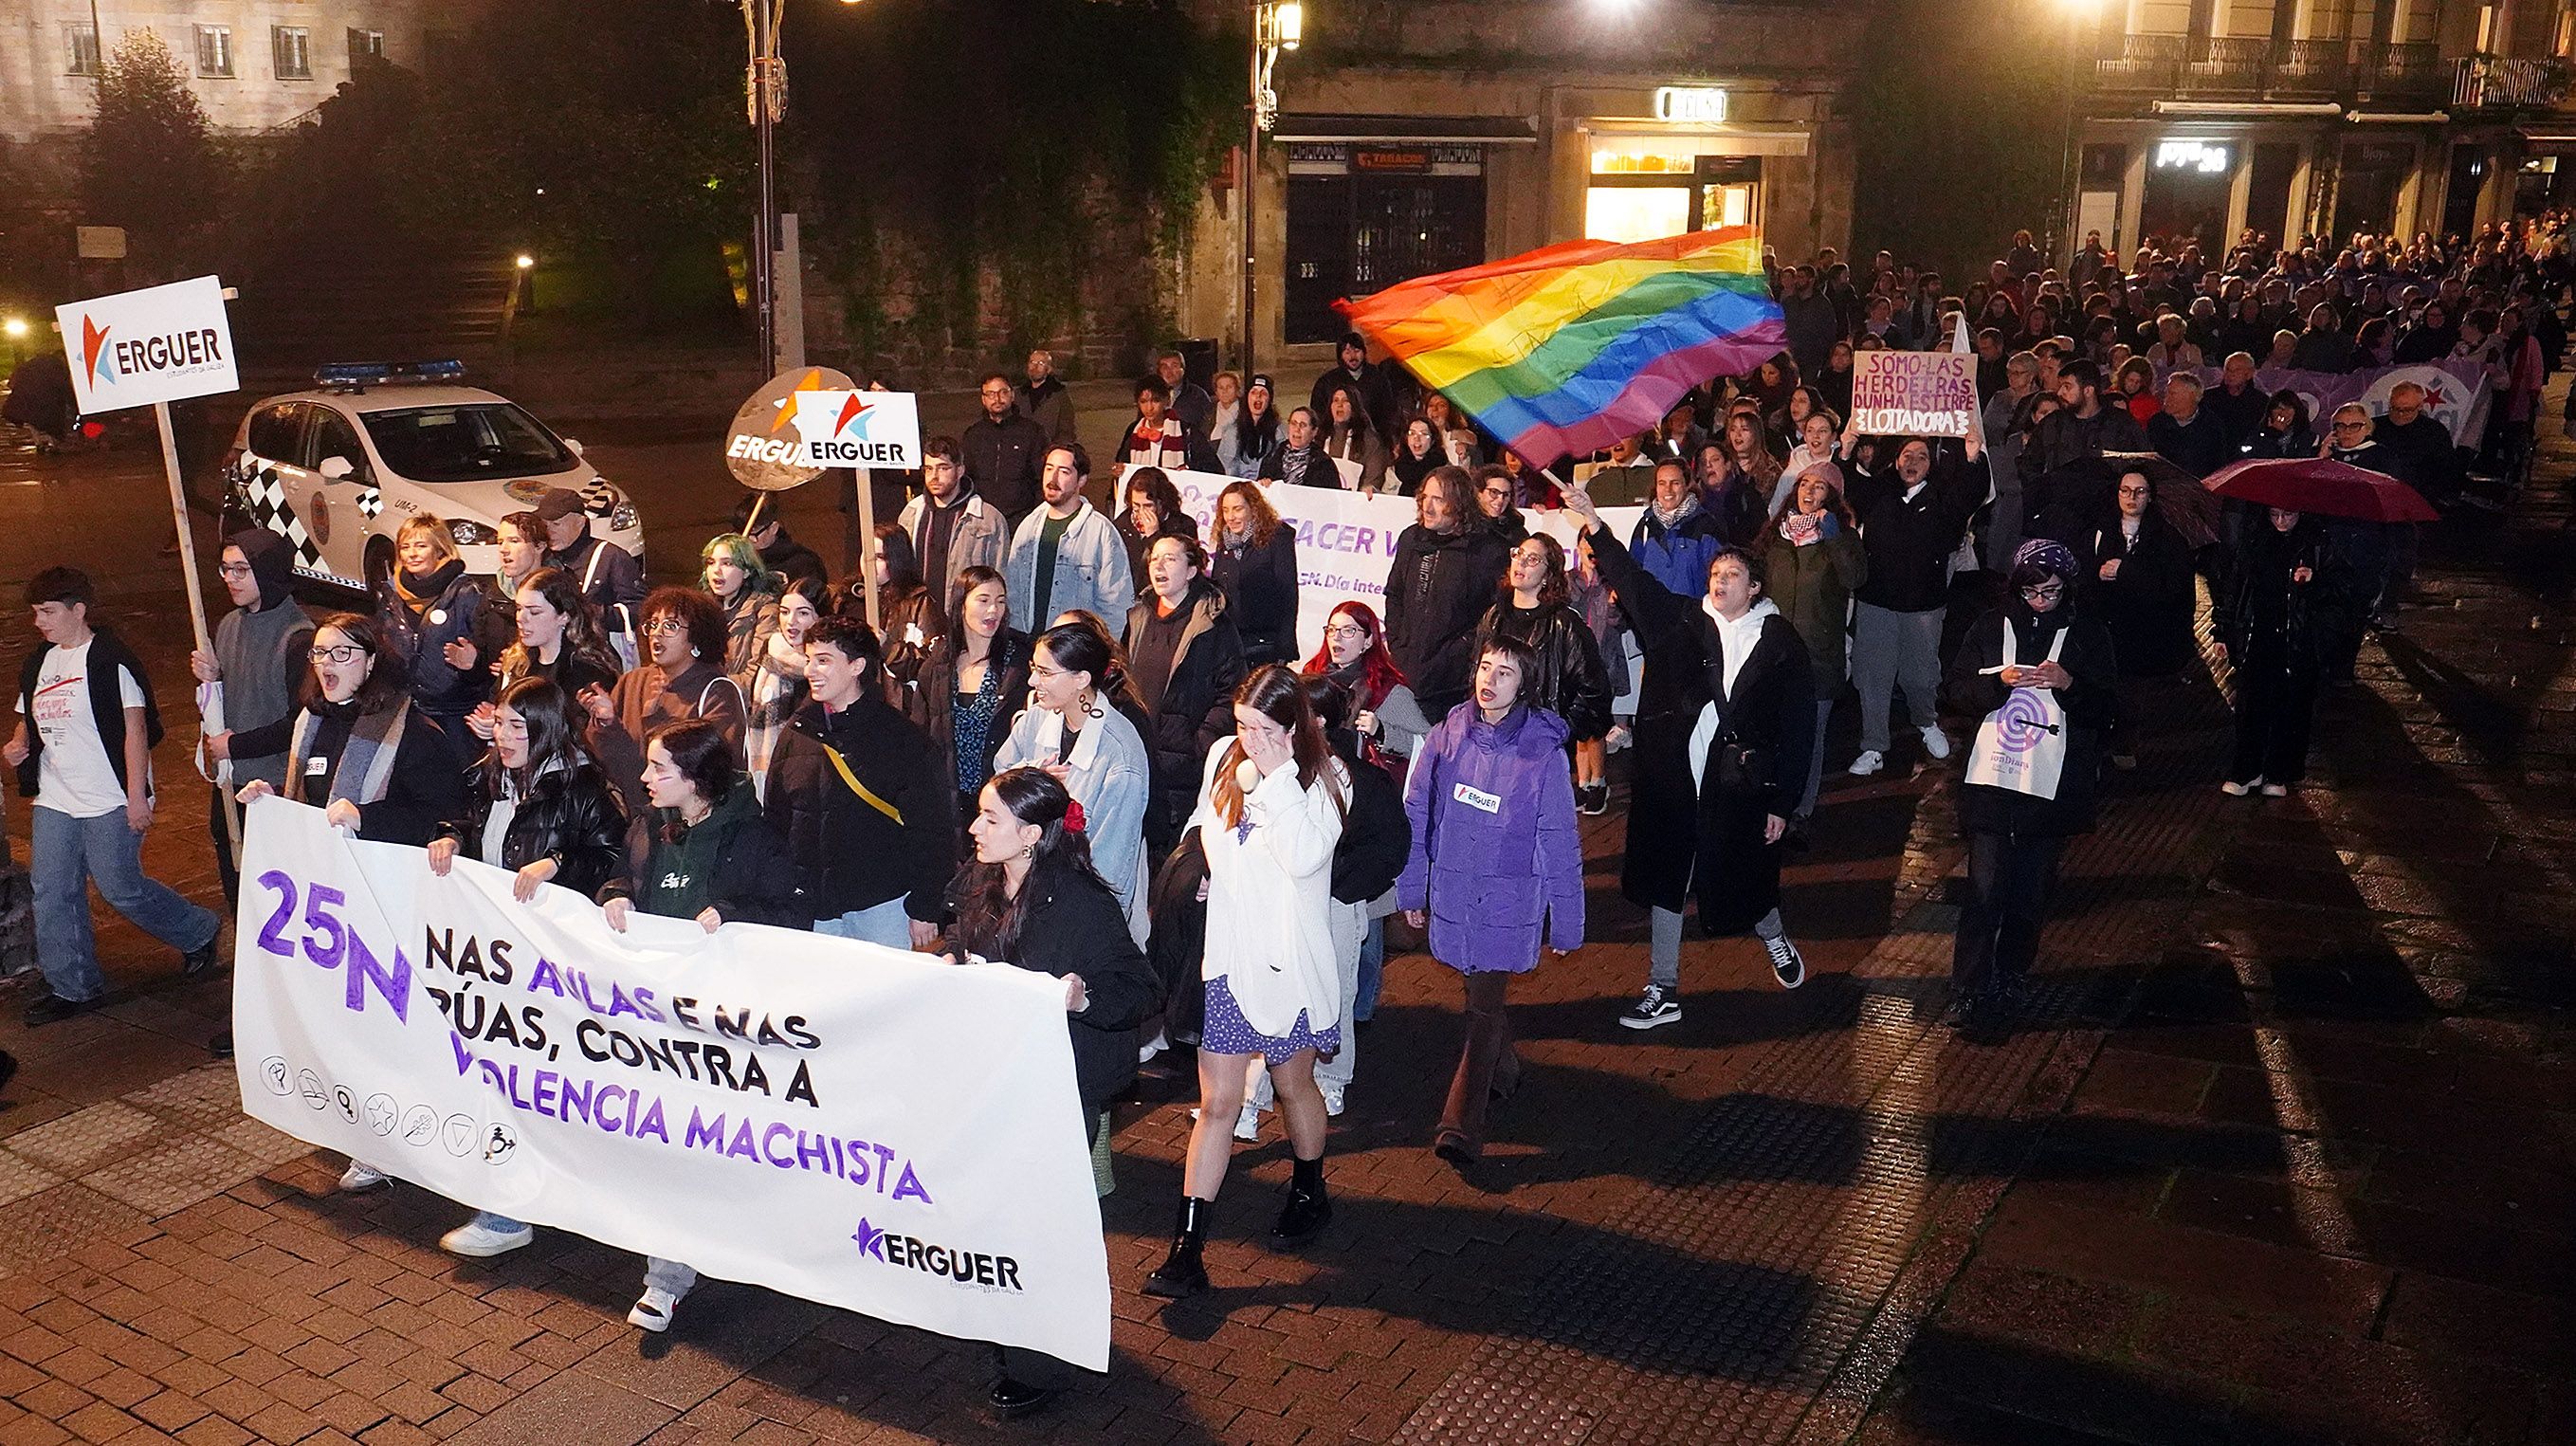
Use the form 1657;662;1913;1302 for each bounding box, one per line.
1269;1155;1331;1248
1143;1197;1210;1297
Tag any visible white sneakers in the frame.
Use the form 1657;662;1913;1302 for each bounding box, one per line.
338;1161;389;1193
1138;1030;1168;1065
1604;723;1634;754
1920;725;1952;760
2259;782;2288;797
629;1286;682;1333
2221;778;2259;796
439;1217;534;1258
1848;750;1886;778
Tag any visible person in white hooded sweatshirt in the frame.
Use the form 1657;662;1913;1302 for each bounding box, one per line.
1562;485;1817;1031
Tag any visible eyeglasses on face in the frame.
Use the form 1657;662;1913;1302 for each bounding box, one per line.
1323;624;1370;643
308;644;369;664
641;618;689;637
2019;582;2064;601
217;562;256;578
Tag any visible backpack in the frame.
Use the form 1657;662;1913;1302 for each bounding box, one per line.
1330;747;1411;906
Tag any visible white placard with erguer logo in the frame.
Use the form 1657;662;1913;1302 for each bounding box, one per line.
56;275;239;414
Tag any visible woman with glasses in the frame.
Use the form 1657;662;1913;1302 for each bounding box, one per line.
994;621;1154;941
234;613;466;1194
586;587;746;816
1939;540;2116;1036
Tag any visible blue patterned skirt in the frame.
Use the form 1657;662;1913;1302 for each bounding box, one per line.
1199;976;1340;1065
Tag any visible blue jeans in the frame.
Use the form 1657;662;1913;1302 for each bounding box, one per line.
466;1209;528;1234
1353;915;1386;1022
814;897;913;949
32;804;220;1003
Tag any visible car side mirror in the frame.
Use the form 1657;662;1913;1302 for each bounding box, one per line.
319;455;356;482
561;437;585;458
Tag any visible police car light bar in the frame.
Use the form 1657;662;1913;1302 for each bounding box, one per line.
314;359;468;389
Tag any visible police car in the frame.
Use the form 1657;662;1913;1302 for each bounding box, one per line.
223;360;645;591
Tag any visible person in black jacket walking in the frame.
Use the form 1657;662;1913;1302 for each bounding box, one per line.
1385;467;1511;719
2215;507;2333;796
963;373;1050;522
2077;472;2200;768
1471;533;1611;757
1845;433;1986;776
1561;491;1816;1032
1124;536;1247;864
763;617;956;948
413;675;630;1259
1941;540;2117;1035
1210;482;1299;666
948;766;1159;1419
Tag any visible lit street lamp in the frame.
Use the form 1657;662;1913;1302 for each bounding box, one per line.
1242;1;1303;375
740;0;865;378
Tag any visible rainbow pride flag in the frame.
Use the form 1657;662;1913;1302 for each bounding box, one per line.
1336;228;1784;465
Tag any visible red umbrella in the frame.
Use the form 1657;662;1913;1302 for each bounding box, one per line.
2201;457;2440;523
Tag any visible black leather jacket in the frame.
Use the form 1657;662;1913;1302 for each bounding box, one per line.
435;760;630;899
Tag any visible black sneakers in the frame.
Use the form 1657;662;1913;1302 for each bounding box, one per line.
1763;935;1806;990
1619;985;1681;1030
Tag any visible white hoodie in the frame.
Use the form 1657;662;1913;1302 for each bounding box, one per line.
1687;596;1782;794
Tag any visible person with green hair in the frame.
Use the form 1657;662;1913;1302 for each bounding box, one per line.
701;532;782;688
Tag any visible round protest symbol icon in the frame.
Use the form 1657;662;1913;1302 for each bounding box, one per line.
261;1057;292;1095
1996;687;2058;754
400;1105;438;1146
482;1122;518;1166
332;1084;359;1126
364;1093;400;1136
298;1070;328;1109
442;1113;479;1157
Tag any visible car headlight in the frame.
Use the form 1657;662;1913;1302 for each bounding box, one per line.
449;520;496;546
610;501;641;534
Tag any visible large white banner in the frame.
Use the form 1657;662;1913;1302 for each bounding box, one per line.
231;796;1109;1369
1132;469;1642;661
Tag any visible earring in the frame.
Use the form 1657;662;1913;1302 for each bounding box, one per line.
1022;844;1034;859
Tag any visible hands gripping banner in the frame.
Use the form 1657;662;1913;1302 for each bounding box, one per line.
230;796;1110;1369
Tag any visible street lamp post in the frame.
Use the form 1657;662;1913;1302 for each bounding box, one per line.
742;0;863;379
2055;0;2098;266
1243;2;1302;375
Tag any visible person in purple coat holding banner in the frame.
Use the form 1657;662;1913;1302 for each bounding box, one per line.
1398;634;1584;1168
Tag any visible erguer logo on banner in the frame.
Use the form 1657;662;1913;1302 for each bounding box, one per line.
56;275;240;415
724;389;923;470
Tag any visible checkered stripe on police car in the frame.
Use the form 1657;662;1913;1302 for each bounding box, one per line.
355;486;384;520
578;478;614;515
240;466;326;573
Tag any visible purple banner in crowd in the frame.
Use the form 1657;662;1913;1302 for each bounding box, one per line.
2180;357;2493;446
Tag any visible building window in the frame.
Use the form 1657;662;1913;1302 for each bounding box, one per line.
348;27;385;66
196;26;233;78
65;22;100;76
273;26;313;81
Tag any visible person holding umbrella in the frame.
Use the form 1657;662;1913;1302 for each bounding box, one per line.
2214;507;2332;796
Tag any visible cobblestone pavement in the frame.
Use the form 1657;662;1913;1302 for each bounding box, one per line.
0;402;2568;1445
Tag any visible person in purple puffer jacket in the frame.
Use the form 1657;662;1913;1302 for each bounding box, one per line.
1398;634;1585;1168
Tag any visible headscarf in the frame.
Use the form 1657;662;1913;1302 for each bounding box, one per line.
2009;538;2080;592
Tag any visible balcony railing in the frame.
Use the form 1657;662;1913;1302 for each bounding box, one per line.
2096;35;2446;102
2453;53;2572;110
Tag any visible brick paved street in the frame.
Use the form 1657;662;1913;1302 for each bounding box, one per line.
0;407;2568;1444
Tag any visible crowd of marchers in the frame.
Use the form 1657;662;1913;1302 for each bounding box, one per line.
2;216;2562;1420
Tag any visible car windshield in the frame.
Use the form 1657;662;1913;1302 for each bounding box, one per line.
358;403;576;484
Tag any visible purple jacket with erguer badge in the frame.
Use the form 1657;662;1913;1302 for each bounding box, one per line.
1397;702;1584;974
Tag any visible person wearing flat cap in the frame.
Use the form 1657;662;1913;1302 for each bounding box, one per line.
535;487;646;654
